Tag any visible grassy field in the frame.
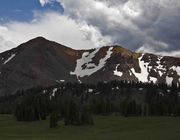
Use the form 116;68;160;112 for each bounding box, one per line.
0;115;180;140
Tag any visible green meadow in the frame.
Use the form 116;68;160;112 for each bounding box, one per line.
0;115;180;140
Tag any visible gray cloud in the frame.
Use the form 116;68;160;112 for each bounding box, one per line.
57;0;180;56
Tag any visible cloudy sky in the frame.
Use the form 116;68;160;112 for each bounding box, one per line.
0;0;180;57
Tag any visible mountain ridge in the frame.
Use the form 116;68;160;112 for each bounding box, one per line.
0;37;179;95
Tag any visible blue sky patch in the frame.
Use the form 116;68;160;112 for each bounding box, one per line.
0;0;63;22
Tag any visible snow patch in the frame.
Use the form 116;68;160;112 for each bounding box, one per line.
159;71;163;77
149;77;157;84
129;70;133;76
70;48;99;77
95;92;100;95
56;80;65;83
167;89;171;93
171;66;180;76
156;56;166;77
43;90;47;94
52;88;58;97
166;76;173;85
114;64;123;77
131;54;149;83
82;52;89;57
159;92;164;96
3;54;16;64
88;89;93;93
139;88;143;91
70;47;113;78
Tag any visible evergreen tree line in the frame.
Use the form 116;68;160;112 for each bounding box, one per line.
0;80;179;128
14;93;49;121
49;93;94;128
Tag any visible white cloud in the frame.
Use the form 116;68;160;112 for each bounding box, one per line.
80;23;112;47
157;51;180;57
137;46;180;57
123;1;142;18
137;39;169;53
0;12;111;52
137;40;180;57
39;0;54;6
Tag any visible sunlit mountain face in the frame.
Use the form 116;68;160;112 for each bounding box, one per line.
0;0;63;22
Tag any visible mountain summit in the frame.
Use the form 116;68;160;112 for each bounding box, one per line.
0;37;179;95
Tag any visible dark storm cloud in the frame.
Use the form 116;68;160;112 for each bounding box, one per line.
59;0;180;56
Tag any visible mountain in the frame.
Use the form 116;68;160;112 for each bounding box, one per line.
0;37;179;95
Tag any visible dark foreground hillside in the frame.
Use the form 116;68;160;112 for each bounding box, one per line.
0;115;180;140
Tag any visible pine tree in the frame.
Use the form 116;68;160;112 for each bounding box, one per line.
49;111;59;128
80;105;94;125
